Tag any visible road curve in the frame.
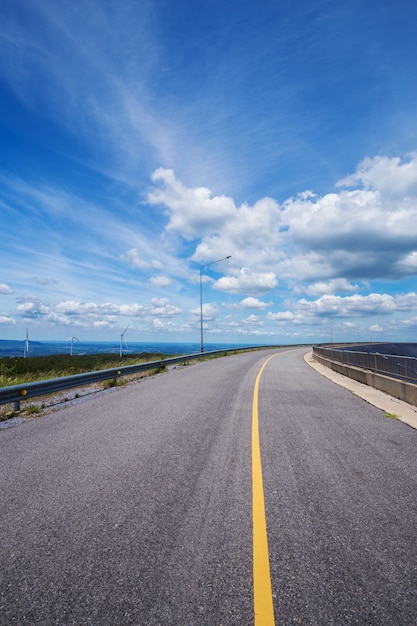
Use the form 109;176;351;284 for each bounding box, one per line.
0;347;416;625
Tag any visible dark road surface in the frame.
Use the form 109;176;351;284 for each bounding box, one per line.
1;348;416;625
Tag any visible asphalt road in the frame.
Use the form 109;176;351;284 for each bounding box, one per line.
0;347;416;625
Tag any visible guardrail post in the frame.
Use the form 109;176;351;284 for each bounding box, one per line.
13;400;20;411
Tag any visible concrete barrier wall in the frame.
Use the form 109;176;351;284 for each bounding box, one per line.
314;353;417;408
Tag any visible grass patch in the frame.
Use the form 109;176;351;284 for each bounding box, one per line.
24;403;41;415
384;412;399;419
103;377;128;389
0;407;18;421
0;352;168;388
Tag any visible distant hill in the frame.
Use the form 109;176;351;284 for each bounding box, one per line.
0;339;42;345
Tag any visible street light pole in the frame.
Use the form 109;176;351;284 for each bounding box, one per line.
200;255;231;353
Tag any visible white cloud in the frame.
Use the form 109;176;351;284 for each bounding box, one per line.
302;279;362;296
369;324;384;332
267;292;417;327
394;292;417;310
402;316;417;329
236;296;272;309
242;314;263;326
54;301;120;316
337;154;417;197
283;187;414;253
16;297;50;319
11;295;184;331
92;320;113;329
191;302;219;320
150;301;181;316
297;293;397;317
119;304;145;317
148;168;284;271
46;300;120;329
398;252;417;273
267;311;296;321
214;267;278;294
147;158;417;291
147;168;237;239
0;313;16;325
278;156;417;281
121;298;181;318
0;283;14;294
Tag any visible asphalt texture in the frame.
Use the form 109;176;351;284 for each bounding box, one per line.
0;347;416;625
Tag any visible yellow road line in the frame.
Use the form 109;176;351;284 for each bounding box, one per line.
252;354;276;625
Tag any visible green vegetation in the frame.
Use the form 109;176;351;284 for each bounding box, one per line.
103;376;129;389
0;352;166;388
0;406;18;421
24;403;41;415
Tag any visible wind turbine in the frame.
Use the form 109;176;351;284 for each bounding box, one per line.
120;324;130;357
66;334;80;356
24;328;29;358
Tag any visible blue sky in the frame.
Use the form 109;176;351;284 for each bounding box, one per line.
1;0;417;345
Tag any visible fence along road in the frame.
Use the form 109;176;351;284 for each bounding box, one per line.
0;347;416;625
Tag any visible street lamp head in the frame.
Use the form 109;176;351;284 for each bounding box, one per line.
201;255;232;269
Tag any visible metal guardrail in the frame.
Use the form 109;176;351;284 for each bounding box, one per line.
0;346;266;411
313;346;417;385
